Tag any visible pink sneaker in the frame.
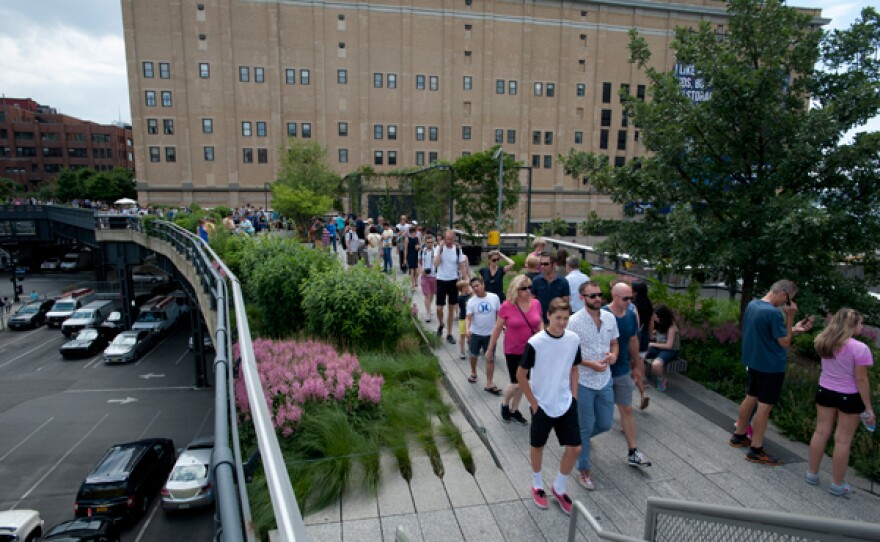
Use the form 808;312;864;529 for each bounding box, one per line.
531;487;548;509
551;487;573;515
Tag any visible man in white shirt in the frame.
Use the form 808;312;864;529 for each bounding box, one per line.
434;229;467;344
466;276;501;393
565;256;590;313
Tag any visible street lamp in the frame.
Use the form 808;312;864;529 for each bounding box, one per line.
493;147;504;236
263;183;270;211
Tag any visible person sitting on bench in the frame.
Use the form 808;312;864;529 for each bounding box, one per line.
646;305;679;392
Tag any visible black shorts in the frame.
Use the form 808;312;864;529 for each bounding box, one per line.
436;279;459;306
530;400;581;448
506;352;527;383
815;386;865;414
746;368;785;405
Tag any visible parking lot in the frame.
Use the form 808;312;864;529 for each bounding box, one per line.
0;272;215;541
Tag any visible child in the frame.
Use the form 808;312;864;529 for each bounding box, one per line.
456;280;471;360
517;298;582;515
646;305;679;392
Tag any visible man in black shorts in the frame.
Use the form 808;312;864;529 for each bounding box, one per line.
434;229;466;344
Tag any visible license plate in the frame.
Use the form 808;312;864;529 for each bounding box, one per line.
178;504;189;509
96;506;108;512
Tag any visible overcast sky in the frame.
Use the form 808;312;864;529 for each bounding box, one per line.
0;0;875;136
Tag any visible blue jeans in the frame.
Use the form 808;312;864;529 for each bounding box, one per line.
383;247;393;272
576;380;614;471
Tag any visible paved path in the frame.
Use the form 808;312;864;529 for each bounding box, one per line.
303;257;880;541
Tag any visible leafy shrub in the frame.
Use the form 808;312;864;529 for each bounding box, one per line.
509;253;526;271
579;259;593;276
792;330;821;361
301;265;409;350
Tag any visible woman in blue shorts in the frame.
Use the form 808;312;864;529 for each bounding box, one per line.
645;305;678;392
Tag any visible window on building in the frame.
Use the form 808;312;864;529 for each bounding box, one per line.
496;79;505;94
544;155;552;168
301;69;310;85
374;73;383;88
255;67;265;83
416;75;425;90
614;156;626;167
242;122;252;137
637;84;646;101
429;151;438;164
374;125;383;140
532;130;541;145
147;119;158;134
415;151;425;166
163;119;174;135
256;121;267;137
602;82;612;103
544;131;553;145
302;123;312;138
508;81;517;95
462;126;471;140
338;122;348;136
621;112;628;128
464;76;473;91
145;91;156;107
599;129;609;149
617;130;627;150
161;91;172;107
287;123;297;137
429;127;438;141
534;82;543;96
546;83;555;97
159;62;170;79
199;63;210;78
165;147;176;162
388;151;397;165
531;155;540;168
338;69;348;84
416;126;425;141
620;83;630;102
574;131;583;144
204;146;214;161
149;146;160;162
429;75;439;91
374;151;383;165
339;148;348;163
388;125;397;140
143;61;155;78
507;129;516;144
463;101;472;115
202;118;213;133
258;148;268;163
601;109;612;127
495;129;503;144
243;148;253;163
286;69;296;85
239;66;250;82
576;83;585;97
387;73;397;88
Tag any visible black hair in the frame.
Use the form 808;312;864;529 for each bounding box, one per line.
654;304;675;333
631;280;653;327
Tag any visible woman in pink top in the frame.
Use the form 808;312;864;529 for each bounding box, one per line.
807;308;875;497
487;274;543;425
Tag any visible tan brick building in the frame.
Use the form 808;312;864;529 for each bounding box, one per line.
121;0;823;227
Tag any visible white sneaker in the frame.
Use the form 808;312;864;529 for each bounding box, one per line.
627;449;652;467
426;316;432;323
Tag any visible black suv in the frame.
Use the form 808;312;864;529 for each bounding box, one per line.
7;299;54;330
74;438;175;523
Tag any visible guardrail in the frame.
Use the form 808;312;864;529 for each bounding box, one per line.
96;215;307;541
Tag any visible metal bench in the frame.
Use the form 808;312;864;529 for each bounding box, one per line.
568;497;880;542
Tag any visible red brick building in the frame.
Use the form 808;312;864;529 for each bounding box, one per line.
0;98;135;191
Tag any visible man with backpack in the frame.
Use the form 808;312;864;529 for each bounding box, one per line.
434;229;468;344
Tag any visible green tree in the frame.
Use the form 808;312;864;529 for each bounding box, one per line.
0;178;23;200
559;1;880;323
452;147;521;239
273;139;340;236
542;216;569;237
55;168;95;202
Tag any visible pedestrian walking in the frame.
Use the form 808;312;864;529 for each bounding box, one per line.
531;252;570;324
465;276;502;393
418;235;437;321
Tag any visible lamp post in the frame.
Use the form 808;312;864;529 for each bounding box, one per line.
263;183;270;211
493;147;504;235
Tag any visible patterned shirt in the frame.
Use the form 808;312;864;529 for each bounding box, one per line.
567;308;618;389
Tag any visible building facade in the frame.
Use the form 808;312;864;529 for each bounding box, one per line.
121;0;820;226
0;98;135;192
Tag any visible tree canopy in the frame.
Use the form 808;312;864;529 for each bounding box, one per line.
53;167;135;202
451;147;522;239
272;139;340;236
558;0;880;321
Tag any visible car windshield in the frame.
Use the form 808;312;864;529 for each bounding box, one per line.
170;464;208;482
52;301;76;312
18;305;38;314
106;311;122;322
70;310;92;319
113;335;137;347
77;329;99;340
137;311;164;322
78;481;126;500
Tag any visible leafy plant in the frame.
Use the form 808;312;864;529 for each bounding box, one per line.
451;147;522;240
542;216;570;237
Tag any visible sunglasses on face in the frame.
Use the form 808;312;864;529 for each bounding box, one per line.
518;286;531;291
490;258;499;262
540;262;552;267
621;296;634;301
582;293;603;299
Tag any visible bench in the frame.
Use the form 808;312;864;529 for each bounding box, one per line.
643;356;687;377
569;497;880;542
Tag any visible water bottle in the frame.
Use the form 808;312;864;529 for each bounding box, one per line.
860;411;876;433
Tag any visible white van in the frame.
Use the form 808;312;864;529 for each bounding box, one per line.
62;299;120;337
46;288;96;328
131;295;181;336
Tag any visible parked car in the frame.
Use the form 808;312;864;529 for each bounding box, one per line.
132;270;168;284
7;299;54;330
60;328;109;359
187;333;214;352
73;438;175;523
41;517;119;542
0;509;43;542
62;300;119;337
161;436;214;510
131;295;180;337
40;257;61;271
103;330;153;364
59;251;93;272
98;311;127;340
46;288;96;328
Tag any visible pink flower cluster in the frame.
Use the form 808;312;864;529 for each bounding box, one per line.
235;339;384;437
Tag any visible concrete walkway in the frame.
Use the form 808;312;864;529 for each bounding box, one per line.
304;258;880;541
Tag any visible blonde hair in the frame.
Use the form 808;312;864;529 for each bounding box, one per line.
507;274;532;301
814;308;862;359
532;237;547;249
525;254;539;270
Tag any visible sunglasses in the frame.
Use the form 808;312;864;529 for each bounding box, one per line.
540;262;552;266
490;258;499;262
621;296;634;301
518;286;531;291
583;293;603;299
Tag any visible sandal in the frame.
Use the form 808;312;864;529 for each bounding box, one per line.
640;396;650;411
484;386;502;395
468;374;478;383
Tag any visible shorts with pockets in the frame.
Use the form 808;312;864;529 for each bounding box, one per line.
815;385;865;414
468;334;493;358
437;279;459;306
530;400;581;448
746;368;785;405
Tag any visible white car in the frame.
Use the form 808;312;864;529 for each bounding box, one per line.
161;436;215;510
40;258;61;271
0;509;43;542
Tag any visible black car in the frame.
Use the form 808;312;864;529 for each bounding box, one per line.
60;328;109;359
74;438;175;523
42;517;120;542
98;311;126;340
7;299;54;330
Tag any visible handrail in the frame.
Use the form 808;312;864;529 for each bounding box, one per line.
568;500;643;542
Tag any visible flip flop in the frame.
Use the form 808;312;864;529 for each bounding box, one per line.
484;386;502;395
640;396;650;411
468;374;478;383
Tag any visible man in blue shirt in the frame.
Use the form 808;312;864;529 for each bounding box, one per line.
531;252;570;324
729;280;813;465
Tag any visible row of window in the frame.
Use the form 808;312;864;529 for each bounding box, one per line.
144;91;173;108
143;61;171;79
0;146;115;159
1;131;116;143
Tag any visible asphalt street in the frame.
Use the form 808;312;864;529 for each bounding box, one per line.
0;272;215;541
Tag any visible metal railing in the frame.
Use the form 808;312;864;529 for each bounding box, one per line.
97;215;307;541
